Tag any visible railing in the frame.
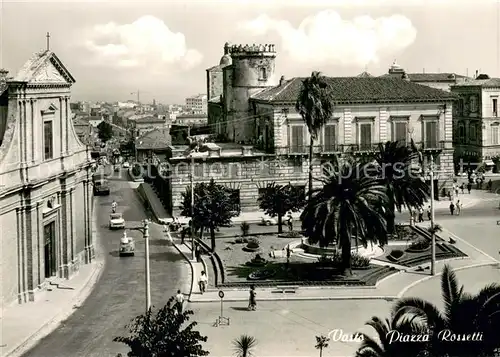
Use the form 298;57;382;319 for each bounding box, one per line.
344;144;379;152
416;141;445;150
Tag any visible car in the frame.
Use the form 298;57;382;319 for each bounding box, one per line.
260;216;277;226
109;213;125;229
120;237;135;257
122;162;130;169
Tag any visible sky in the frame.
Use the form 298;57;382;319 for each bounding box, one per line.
1;0;499;104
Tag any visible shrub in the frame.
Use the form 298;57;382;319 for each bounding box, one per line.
246;240;260;249
351;253;370;268
131;164;142;177
240;221;250;237
390;249;405;259
316;252;342;266
278;231;303;238
409;239;430;251
234;237;249;244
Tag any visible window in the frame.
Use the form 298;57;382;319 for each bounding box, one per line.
258;188;266;198
393;121;408;144
43;120;54;160
292;158;302;173
493;98;498;116
227;189;240;212
492;124;499;145
458;122;465;142
323;124;337;151
424;121;438;148
290;125;304;153
359;123;372;150
469;123;476;142
193;163;204;177
259;67;267;80
470;96;478;113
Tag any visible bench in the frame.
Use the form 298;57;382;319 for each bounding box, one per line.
275;285;299;293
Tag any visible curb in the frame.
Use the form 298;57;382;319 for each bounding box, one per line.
396;261;499;298
170;239;195;301
189;295;398;303
5;200;106;357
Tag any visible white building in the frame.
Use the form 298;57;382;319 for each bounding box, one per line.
185;94;207;114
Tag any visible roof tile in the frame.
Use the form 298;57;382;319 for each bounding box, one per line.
451;78;500;88
251;77;458;103
135;128;171;150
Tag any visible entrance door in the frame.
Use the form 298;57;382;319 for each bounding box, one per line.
44;221;57;278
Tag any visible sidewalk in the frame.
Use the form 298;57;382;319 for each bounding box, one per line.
0;201;105;357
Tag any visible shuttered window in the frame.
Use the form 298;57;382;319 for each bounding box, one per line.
425;121;438;148
290;126;304;153
359;123;372;150
492;124;499;145
394;122;407;144
324;125;337;151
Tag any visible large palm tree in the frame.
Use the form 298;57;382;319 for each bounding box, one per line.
300;161;389;275
232;335;257;357
392;265;500;357
356;307;429;357
295;71;334;198
374;141;430;234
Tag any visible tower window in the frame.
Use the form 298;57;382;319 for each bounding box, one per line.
259;67;267;80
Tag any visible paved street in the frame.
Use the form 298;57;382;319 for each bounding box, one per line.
22;170;189;357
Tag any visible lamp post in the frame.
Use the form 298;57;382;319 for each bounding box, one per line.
143;219;151;311
189;155;195;261
429;155;436;276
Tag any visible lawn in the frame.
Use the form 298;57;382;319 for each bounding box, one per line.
377;243;467;267
215;234;395;288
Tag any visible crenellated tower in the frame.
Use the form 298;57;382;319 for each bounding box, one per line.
222;43;277;143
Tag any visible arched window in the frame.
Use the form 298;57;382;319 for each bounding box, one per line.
491;122;499;145
469;122;476;142
458;122;465;142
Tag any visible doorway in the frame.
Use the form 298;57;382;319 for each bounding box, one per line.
44;221;57;278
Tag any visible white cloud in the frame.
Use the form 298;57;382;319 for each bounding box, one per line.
239;10;417;67
83;15;202;70
225;0;494;6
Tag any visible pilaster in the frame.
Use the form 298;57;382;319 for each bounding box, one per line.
343;108;352;144
16;207;28;304
59;96;64;155
26;203;39;301
60;189;71;279
443;105;453;148
70;187;78;273
84;179;95;262
65;96;70;155
379;108;388;142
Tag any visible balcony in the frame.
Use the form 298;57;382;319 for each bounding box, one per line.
344;144;379;153
416;141;445;151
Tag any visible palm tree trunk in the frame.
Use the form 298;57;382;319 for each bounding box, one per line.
319;348;323;357
308;136;314;199
277;214;283;234
340;224;352;276
387;196;396;235
209;226;216;251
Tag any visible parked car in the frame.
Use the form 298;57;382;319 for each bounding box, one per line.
122;162;130;169
109;213;125;229
260;215;277;226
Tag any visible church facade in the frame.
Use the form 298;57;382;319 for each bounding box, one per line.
0;49;94;306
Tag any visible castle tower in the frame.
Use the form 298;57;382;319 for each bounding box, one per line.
222;44;277;143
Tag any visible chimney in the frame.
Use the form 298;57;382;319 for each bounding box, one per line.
279;75;286;86
475;70;479;79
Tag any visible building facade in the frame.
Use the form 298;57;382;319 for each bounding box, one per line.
161;44;457;215
0;50;94;306
185;94;207;114
451;75;500;171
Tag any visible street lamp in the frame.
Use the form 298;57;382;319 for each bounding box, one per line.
143;219;151;311
429;155;436;276
189;154;195;261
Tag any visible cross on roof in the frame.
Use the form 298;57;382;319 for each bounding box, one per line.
46;32;50;51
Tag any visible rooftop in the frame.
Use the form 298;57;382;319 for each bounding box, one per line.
251;77;458;104
13;50;75;83
169;142;266;159
135;128;171;150
451;77;500;88
176;113;208;119
381;72;469;82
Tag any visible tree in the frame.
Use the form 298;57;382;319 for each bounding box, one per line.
180;179;239;251
113;296;209;357
315;335;329;357
355;309;429;357
258;182;305;233
373;141;430;234
390;265;500;357
300;161;388;275
295;71;334;199
97;121;113;143
232;335;257;357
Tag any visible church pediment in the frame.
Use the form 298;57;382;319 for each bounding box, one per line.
13;51;75;85
41;103;58;115
31;61;68;84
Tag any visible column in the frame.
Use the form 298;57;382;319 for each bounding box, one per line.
36;202;43;289
60;189;70;279
65;96;70;154
26;203;38;301
84;178;94;262
443;104;453;149
59;97;64;155
16;207;28;303
30;99;35;164
70;187;77;273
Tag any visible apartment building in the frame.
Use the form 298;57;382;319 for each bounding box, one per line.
185;94;207;114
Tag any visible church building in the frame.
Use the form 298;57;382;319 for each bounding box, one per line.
0;44;94;305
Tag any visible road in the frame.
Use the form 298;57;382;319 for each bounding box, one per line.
22;169;189;357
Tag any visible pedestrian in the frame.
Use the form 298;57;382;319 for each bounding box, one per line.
449;201;455;215
467;182;472;194
456;200;462;215
180;226;186;245
426;205;431;221
286;244;291;263
195;244;201;262
287;212;293;232
198;271;208;294
487;179;492;191
248;285;256;311
175;290;184;314
455;186;459;197
460;183;465;194
413;209;418;224
418;207;424;222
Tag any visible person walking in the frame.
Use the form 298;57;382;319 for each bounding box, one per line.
449;201;455;216
287;212;293;232
456;200;462;215
467;182;472;194
198;271;208;294
175;290;184;314
418;207;424;222
195;244;202;262
248;285;257;311
460;182;465;194
426;205;431;221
